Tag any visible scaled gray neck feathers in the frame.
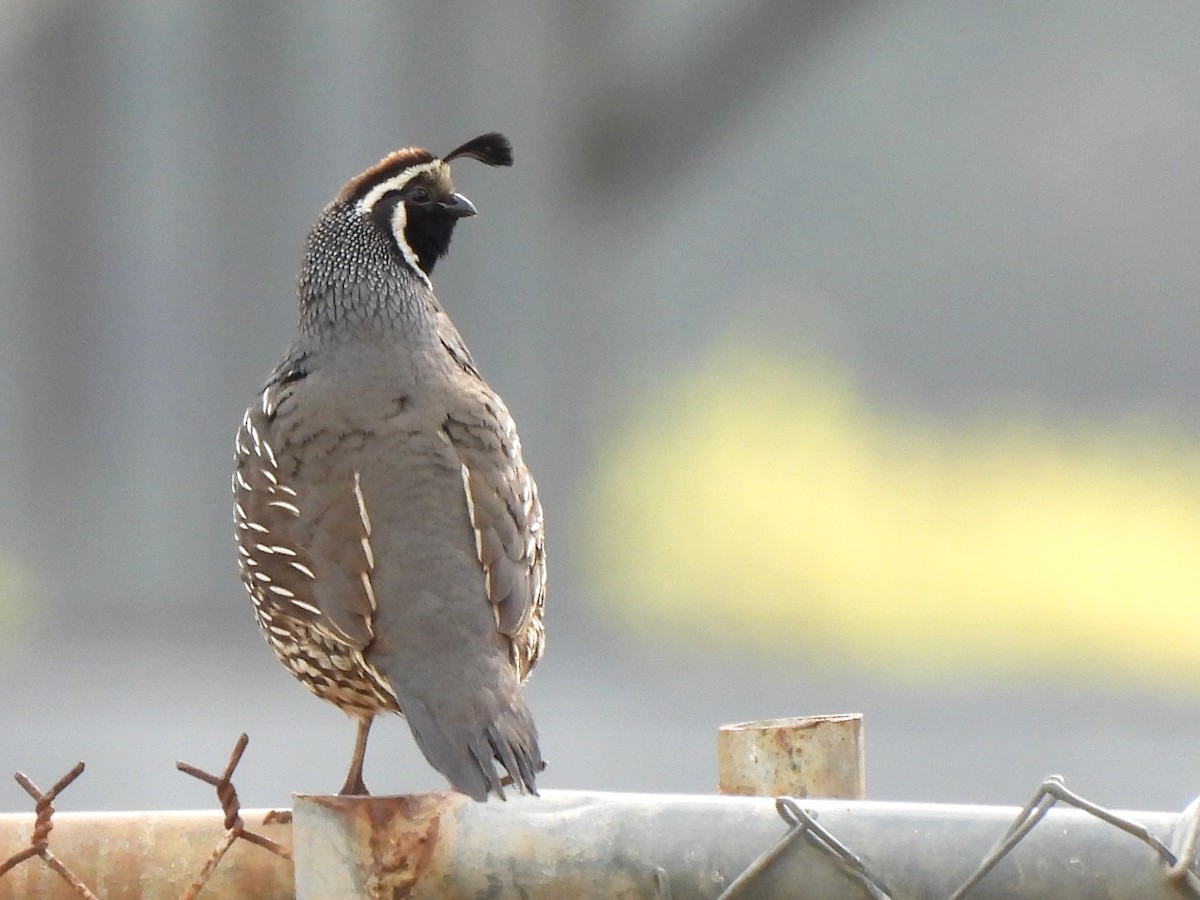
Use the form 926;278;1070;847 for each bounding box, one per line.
297;204;434;344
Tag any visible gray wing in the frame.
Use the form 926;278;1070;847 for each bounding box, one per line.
441;388;546;680
234;377;379;655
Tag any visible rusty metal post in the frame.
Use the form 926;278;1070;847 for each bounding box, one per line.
716;714;865;798
0;809;293;900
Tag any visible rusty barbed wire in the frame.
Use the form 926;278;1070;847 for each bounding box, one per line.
261;808;292;826
174;732;292;900
0;762;98;899
948;775;1200;898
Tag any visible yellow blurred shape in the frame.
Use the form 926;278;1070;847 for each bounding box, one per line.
585;345;1200;688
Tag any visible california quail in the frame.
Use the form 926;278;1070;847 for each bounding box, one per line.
233;133;545;801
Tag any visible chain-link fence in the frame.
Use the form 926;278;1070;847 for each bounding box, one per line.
0;735;292;898
2;729;1197;898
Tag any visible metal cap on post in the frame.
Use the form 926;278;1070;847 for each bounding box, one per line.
717;714;866;799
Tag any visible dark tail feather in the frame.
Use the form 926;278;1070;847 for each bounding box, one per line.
396;689;542;801
489;724;540;793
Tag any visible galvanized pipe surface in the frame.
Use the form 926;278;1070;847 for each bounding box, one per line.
292;790;1189;900
0;809;293;900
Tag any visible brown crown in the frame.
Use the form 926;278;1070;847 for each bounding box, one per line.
337;147;437;204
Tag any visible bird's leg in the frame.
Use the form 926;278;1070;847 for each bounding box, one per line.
339;715;373;796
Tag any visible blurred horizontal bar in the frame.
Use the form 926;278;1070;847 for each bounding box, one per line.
0;809;292;900
293;790;1192;899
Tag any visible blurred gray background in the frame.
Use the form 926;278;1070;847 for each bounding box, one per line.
2;2;1199;813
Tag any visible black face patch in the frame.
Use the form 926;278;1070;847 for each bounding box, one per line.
341;139;509;280
401;199;459;275
365;173;461;276
362;170;461;276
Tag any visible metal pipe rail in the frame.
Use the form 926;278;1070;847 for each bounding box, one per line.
293;789;1196;900
0;808;293;899
2;790;1195;898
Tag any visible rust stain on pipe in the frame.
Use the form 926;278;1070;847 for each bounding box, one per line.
303;792;455;898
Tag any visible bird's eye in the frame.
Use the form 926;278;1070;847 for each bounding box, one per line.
407;186;432;205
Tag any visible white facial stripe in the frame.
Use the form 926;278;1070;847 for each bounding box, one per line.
388;203;432;289
354;160;444;213
354;162;441;290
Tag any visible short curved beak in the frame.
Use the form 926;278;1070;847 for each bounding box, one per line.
440;192;477;219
